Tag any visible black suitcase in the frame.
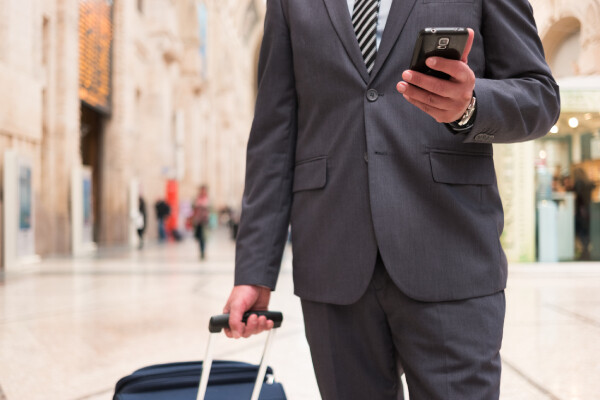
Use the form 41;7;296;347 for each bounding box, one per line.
113;312;286;400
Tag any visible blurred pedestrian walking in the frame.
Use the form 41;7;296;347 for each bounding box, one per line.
137;196;147;249
192;185;210;259
154;199;170;242
573;167;596;260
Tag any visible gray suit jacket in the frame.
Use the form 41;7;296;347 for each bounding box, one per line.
235;0;560;304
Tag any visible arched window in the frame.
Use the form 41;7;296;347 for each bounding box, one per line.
543;17;582;78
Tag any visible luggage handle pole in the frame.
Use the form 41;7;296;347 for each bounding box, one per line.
196;332;216;400
250;329;276;400
198;311;283;400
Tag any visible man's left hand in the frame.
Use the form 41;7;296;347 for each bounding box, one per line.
396;28;475;124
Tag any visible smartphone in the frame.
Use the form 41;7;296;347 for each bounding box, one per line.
409;28;468;80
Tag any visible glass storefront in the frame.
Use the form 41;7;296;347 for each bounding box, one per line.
535;76;600;260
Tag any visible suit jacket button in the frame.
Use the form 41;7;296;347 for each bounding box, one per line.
364;152;369;163
367;89;379;102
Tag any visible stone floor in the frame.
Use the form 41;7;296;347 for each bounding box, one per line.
0;227;599;400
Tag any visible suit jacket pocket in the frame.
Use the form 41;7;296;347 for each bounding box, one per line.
293;157;327;192
429;150;494;185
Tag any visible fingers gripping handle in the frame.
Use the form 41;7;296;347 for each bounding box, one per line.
197;311;283;400
209;311;283;333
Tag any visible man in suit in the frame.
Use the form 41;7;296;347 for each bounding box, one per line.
223;0;560;398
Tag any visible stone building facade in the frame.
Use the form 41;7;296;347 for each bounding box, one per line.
533;0;600;75
0;0;268;261
199;0;266;210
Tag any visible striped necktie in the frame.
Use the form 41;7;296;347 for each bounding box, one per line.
352;0;381;74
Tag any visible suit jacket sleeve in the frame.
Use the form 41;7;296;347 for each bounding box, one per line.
234;0;297;290
465;0;560;144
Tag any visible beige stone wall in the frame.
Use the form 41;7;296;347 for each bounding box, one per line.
197;0;265;210
0;0;79;255
53;0;82;253
532;0;600;75
98;0;214;245
0;0;216;256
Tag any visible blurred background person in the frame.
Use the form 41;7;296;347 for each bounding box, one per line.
192;185;210;259
137;195;147;249
573;167;595;260
154;198;171;242
552;165;567;193
219;205;240;241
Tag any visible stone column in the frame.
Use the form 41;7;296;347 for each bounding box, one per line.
100;0;134;244
494;143;537;262
38;1;59;255
43;0;81;253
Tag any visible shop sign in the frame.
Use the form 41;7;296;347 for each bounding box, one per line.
560;90;600;113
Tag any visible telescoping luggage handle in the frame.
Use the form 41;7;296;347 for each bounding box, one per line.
196;311;284;400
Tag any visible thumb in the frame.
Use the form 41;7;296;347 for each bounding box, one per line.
461;28;475;63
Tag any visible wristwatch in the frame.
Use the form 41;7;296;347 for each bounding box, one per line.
447;95;477;133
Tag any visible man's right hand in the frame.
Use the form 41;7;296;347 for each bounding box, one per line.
223;285;274;339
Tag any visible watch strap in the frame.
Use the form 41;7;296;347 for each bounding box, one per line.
457;96;477;126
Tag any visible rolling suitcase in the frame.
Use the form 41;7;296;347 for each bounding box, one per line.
113;311;286;400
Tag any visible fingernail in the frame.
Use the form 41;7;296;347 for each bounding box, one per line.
403;71;412;81
397;83;406;93
426;58;436;67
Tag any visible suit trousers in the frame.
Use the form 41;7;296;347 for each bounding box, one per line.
301;255;506;400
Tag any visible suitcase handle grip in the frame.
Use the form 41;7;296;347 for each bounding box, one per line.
198;312;283;400
208;311;283;333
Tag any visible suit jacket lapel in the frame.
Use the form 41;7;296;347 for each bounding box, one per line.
370;0;418;81
322;0;370;84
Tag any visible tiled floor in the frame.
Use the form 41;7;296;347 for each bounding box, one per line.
1;228;599;400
